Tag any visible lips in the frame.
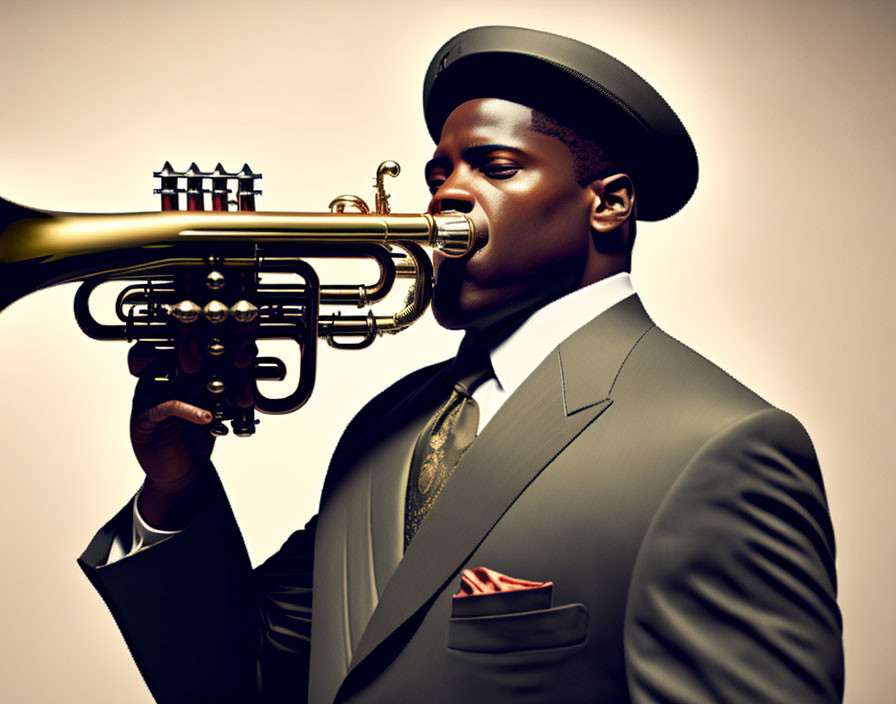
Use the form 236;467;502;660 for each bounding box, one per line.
451;221;489;280
472;223;489;252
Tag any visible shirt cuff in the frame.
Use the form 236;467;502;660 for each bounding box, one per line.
131;487;181;552
104;488;182;564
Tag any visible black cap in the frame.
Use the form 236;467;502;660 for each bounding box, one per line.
423;26;698;221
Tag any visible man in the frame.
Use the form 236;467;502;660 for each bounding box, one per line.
79;26;844;703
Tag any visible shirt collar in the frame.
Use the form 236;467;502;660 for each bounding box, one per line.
479;272;634;398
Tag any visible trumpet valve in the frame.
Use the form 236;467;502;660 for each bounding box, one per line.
185;163;209;211
206;270;225;290
232;409;257;437
210;421;229;437
207;378;225;394
171;300;201;323
236;163;262;212
152;161;184;211
203;300;229;323
210;163;232;211
230;300;258;323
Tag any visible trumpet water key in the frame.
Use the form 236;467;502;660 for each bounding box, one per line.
0;161;474;436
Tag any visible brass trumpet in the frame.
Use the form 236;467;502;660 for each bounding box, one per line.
0;161;474;436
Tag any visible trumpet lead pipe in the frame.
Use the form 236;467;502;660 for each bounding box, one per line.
0;203;474;264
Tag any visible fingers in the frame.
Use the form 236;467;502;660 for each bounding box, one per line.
128;325;205;380
128;342;173;377
232;367;256;408
131;399;212;451
145;399;212;426
129;318;260;420
132;398;211;437
231;321;258;408
132;371;202;418
178;325;204;375
232;323;258;369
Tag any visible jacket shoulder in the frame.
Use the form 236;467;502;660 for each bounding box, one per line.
615;323;778;426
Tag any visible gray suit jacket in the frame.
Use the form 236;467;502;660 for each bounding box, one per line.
80;294;844;703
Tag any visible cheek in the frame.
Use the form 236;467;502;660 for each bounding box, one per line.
502;176;589;231
514;200;591;263
538;182;591;224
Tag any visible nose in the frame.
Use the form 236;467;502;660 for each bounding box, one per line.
428;176;475;215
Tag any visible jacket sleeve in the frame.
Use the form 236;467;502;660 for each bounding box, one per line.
77;362;449;704
78;468;316;704
624;407;844;703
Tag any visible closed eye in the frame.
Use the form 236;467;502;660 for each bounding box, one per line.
481;162;521;180
424;146;523;193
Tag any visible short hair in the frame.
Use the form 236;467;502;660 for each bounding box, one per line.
529;109;620;186
530;108;637;250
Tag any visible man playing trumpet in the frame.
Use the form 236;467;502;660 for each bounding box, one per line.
80;26;844;703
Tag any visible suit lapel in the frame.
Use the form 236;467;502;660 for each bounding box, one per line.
309;360;457;704
338;294;654;695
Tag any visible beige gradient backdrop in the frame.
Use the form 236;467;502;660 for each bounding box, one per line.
0;0;892;701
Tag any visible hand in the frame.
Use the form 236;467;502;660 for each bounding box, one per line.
131;391;214;491
127;322;257;529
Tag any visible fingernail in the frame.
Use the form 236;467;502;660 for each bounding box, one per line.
200;411;212;422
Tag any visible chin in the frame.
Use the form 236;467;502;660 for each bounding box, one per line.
432;288;534;333
431;300;476;331
432;268;559;332
432;297;492;331
432;278;495;331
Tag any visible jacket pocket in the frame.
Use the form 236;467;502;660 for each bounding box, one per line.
447;603;588;653
451;584;554;618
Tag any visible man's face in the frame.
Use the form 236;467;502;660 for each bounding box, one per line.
426;98;596;331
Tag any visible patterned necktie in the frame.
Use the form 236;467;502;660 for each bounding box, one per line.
404;353;493;550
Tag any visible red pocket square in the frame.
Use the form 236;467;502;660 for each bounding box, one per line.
452;568;554;618
454;567;553;597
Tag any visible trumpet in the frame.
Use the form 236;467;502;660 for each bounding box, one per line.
0;160;474;436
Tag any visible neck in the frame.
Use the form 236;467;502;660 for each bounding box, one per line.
580;255;631;289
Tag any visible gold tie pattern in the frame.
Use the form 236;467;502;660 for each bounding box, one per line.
404;364;492;550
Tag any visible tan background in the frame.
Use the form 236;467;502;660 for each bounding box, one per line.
0;0;892;701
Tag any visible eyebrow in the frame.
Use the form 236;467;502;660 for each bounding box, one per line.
424;143;521;177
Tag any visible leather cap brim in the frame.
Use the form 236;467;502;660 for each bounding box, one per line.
423;26;698;222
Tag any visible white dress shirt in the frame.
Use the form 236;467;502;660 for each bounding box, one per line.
109;272;635;563
472;271;634;433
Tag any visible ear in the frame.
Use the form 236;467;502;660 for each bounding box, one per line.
588;174;635;234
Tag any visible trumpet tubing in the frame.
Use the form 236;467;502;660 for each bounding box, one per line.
0;161;475;436
0;209;473;265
